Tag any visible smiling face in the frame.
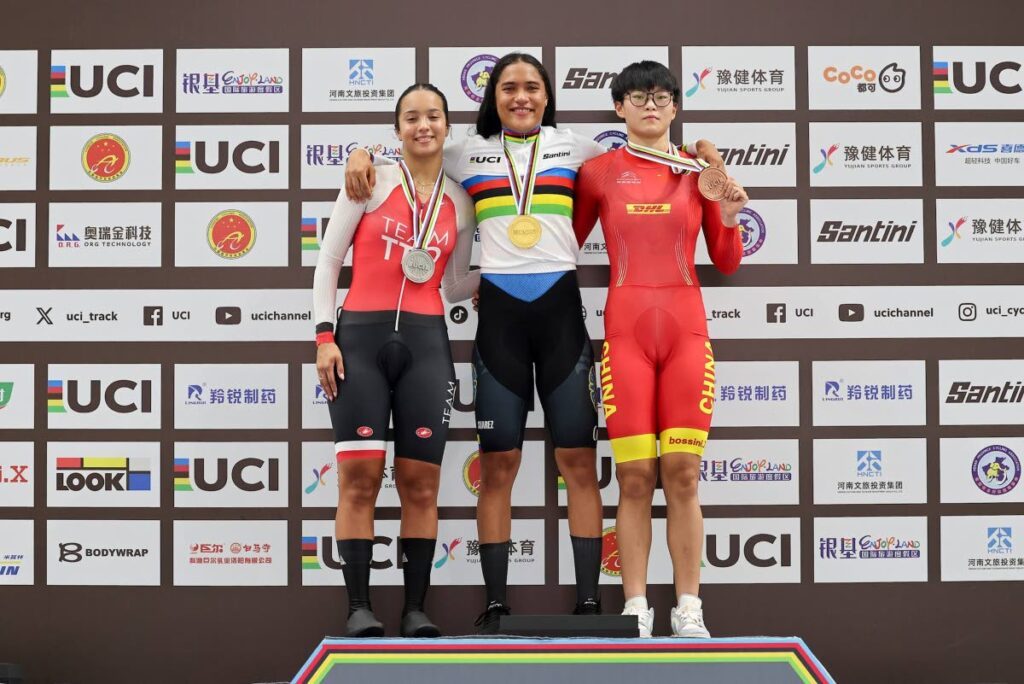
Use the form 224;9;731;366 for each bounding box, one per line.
614;90;678;144
396;88;448;159
495;61;549;133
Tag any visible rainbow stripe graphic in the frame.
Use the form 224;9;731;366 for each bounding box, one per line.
173;458;191;491
461;168;575;223
301;536;320;570
50;65;68;98
301;217;320;251
47;379;65;413
292;638;836;684
175;141;194;174
57;457;151;490
933;61;952;94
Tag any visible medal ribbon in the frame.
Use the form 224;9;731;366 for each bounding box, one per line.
501;130;542;216
625;140;707;175
397;160;446;250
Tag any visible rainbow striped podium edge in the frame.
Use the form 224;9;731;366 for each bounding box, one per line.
291;637;836;684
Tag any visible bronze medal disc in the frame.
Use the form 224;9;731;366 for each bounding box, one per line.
508;215;543;249
401;248;435;283
697;166;729;202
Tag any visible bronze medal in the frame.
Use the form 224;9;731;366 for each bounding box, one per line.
697;166;729;202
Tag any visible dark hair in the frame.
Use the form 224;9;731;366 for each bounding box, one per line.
610;60;680;105
394;83;450;131
475;53;556;138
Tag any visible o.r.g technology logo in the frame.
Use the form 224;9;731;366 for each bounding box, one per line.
460;54;498;103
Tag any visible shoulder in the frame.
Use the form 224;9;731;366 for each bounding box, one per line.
444;179;474;216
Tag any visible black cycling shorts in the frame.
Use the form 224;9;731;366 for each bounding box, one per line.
328;310;455;466
473;271;598;452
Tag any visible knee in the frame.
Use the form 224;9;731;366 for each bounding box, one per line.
480;452;519;491
339;471;381;508
616;466;657;500
558;454;598;489
664;459;700;501
399;477;438;510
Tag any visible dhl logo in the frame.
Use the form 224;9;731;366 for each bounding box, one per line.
626;203;671;215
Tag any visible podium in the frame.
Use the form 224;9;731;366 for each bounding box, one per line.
292;636;836;684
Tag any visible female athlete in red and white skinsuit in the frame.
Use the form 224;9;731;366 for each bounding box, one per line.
574;61;748;639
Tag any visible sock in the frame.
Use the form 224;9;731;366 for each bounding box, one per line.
570;535;603;604
400;537;436;614
336;538;372;615
678;593;702;610
624;596;649;612
479;541;510;606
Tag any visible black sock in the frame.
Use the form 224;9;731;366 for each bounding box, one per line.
480;541;510;606
570;535;602;604
400;537;436;614
337;538;372;615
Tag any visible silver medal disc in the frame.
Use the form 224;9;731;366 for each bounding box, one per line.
402;248;435;284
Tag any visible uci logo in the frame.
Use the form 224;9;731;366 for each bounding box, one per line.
469;155;502;164
64;379;153;414
705;533;792;568
318;535;404;571
192;140;281;174
0;218;27;253
188;457;280;492
55;64;156;98
939;60;1022;95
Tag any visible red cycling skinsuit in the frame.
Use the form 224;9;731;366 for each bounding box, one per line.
573;147;742;463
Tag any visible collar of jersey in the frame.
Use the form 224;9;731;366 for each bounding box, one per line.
502;126;541;143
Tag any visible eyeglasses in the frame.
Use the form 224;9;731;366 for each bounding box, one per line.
626;90;674;107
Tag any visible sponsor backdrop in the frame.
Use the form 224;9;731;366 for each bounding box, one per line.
0;1;1022;683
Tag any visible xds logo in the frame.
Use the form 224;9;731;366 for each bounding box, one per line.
562;68;616;89
0;218;27;252
47;379;153;414
176;140;280;175
50;64;155;99
934;60;1022;95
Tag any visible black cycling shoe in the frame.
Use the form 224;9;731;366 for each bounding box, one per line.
474;601;511;635
346;608;385;637
573;597;602;615
400;610;441;638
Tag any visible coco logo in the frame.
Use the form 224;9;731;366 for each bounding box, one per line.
705;533;792;568
181;457;280;492
51;64;156;99
177;140;281;175
0;218;27;252
50;379;153;414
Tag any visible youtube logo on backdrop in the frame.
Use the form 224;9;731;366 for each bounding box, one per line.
838;303;865;322
215;306;241;325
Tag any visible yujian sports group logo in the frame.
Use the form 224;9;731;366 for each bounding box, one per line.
304;461;332;495
972;444;1020;496
813;144;839;174
433;538;462;569
461;54;498;103
81;133;130;182
942;216;966;247
685;67;712;97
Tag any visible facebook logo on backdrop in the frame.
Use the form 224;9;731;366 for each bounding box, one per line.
143;306;163;326
767;303;787;323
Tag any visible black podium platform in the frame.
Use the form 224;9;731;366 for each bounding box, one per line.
291;637;836;684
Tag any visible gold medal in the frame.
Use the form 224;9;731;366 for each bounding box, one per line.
508;215;542;249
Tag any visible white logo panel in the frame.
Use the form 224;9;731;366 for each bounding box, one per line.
810;199;923;264
809;121;922;187
47;519;160;586
47;442;159;508
807;46;920;110
50;49;163;114
681;46;795;110
49;202;161;268
555;46;669;111
173;443;287;508
173;520;287;586
428;47;542;112
0;126;36;191
174;125;288;190
935;122;1024;187
712;361;800;427
0;203;36;268
49;126;161;190
941;516;1024;582
47;364;161;430
699;440;800;506
940;438;1024;503
812;360;926;426
0;442;34;507
936;198;1024;263
0;519;33;585
302;48;415;113
933;47;1024;109
0;364;34;428
174;202;287;267
940;359;1024;426
813;439;927;505
301;124;401;189
176;49;288;113
814;516;928;583
0;50;39;113
302;518;544;586
300;200;353;268
174;364;288;430
681;122;795;187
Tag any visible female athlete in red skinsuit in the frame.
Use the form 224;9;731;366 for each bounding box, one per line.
573;61;748;639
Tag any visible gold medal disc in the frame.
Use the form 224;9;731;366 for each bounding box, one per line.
508;215;542;249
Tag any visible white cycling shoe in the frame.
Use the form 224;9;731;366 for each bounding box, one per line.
670;595;710;638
